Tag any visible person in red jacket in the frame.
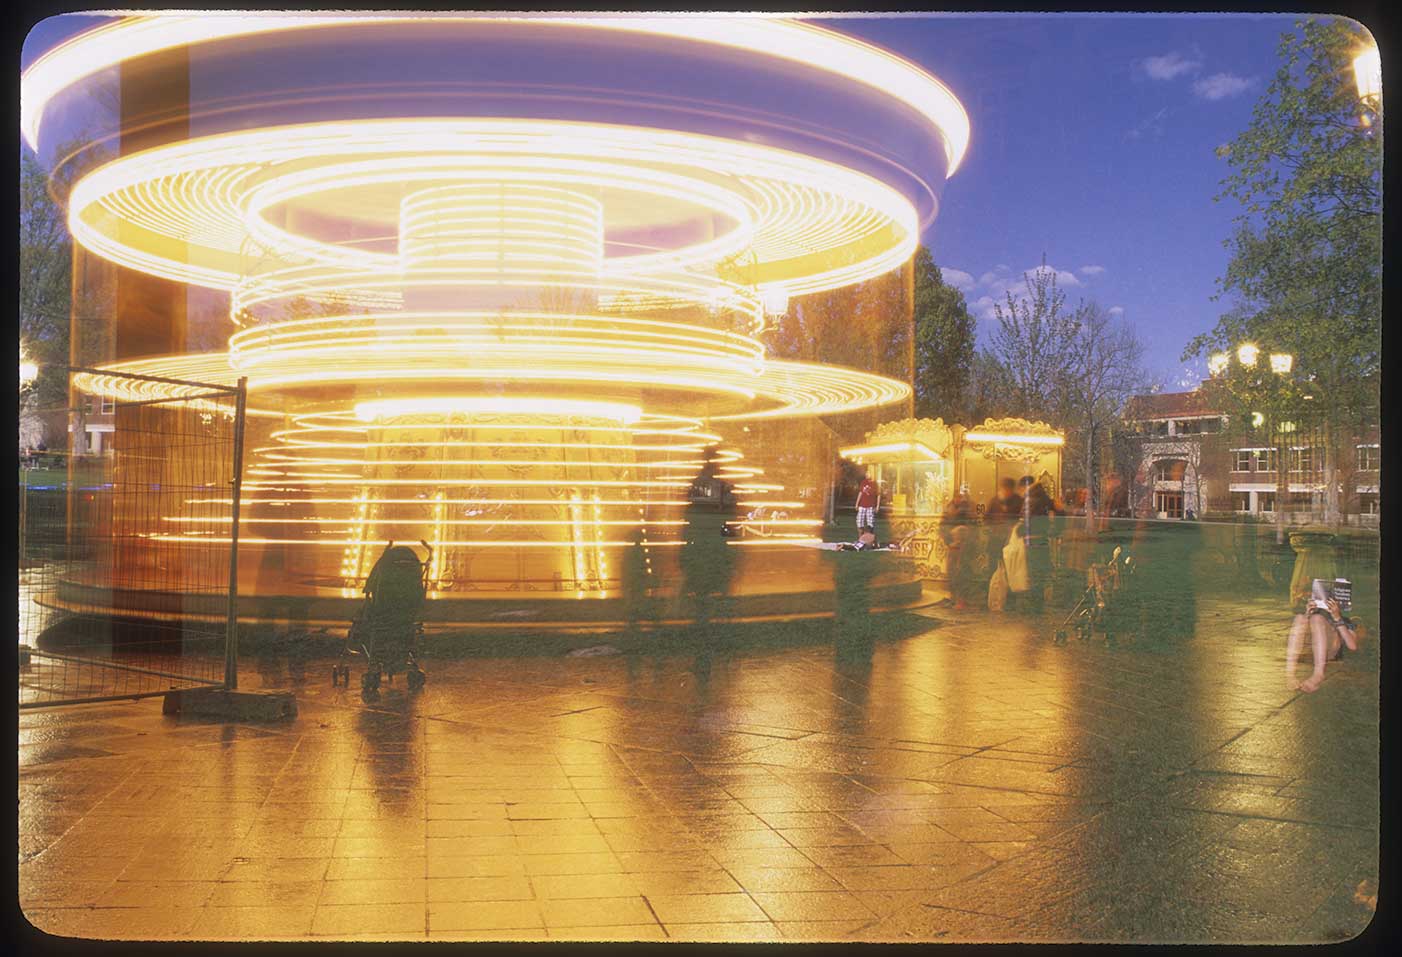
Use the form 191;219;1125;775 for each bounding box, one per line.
855;474;880;531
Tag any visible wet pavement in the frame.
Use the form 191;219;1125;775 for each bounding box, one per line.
18;593;1378;943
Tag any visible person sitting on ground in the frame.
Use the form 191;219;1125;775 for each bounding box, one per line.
1287;596;1359;693
855;525;878;550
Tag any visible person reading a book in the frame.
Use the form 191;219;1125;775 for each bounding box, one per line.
1286;579;1358;693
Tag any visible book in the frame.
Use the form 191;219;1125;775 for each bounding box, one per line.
1310;578;1352;615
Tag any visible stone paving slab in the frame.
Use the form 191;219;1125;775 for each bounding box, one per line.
17;593;1378;943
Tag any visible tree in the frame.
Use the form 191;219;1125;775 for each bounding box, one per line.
20;152;74;413
965;349;1018;424
911;245;976;422
1063;302;1146;528
21;144;117;434
1185;17;1382;529
989;255;1085;421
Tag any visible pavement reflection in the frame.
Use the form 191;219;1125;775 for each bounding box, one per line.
19;587;1378;943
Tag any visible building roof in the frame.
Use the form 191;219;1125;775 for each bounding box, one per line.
1123;389;1217;420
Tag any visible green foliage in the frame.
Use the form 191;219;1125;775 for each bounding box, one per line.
911;246;977;422
1186;17;1381;435
966;348;1018;423
20;145;117;413
19;153;73;410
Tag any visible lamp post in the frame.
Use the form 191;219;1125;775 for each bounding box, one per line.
1354;45;1381;106
1208;344;1299;541
20;352;38;391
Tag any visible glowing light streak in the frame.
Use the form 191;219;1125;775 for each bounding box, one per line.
22;16;968;174
963;432;1065;446
353;397;643;424
35;16;942;607
840;440;943;462
152;535;691;547
67;119;915;300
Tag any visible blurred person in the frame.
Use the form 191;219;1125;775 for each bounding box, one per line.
1018;476;1062;613
983;478;1023;605
680;453;737;640
620;523;654;640
834;534;880;643
855;472;880;532
946;523;977;610
940;485;975;609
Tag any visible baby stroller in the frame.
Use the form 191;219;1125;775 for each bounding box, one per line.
333;540;430;694
1053;546;1135;645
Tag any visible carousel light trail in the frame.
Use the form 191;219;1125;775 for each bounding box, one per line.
32;13;965;606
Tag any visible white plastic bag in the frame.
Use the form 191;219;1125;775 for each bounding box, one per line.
988;562;1009;611
1002;525;1030;593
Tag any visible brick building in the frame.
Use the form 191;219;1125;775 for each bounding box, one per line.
1122;387;1379;526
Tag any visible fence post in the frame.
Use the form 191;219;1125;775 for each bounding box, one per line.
224;378;248;690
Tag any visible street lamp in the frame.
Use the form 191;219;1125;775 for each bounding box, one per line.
1354;45;1381;105
1269;353;1293;374
20;353;38;391
1236;343;1259;368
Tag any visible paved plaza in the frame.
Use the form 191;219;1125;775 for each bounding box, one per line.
19;593;1378;943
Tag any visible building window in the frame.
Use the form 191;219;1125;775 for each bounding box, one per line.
1177;417;1221;435
1359;493;1380;515
1153;459;1187;483
1357;445;1380;471
1258;492;1275;514
1233;450;1253;472
1289;448;1315;474
1147;420;1170;437
1231;491;1251;512
100;397;115;414
1258;449;1278;473
1288;491;1313;509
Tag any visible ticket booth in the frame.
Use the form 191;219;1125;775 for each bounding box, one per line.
840;416;1063;581
959;417;1065;515
839;418;956;580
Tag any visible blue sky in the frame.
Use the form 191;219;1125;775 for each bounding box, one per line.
836;13;1307;388
23;13;1315;387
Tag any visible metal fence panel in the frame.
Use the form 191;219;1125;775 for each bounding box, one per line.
18;369;246;709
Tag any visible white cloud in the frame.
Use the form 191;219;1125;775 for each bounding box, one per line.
940;267;975;291
1141;51;1202;80
964;261;1085;321
1079;265;1106;276
968;295;1000;322
1192;72;1255;100
1026;263;1081;287
1107;305;1125;316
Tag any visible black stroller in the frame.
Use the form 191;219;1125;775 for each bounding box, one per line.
333;540;430;694
1053;545;1136;645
